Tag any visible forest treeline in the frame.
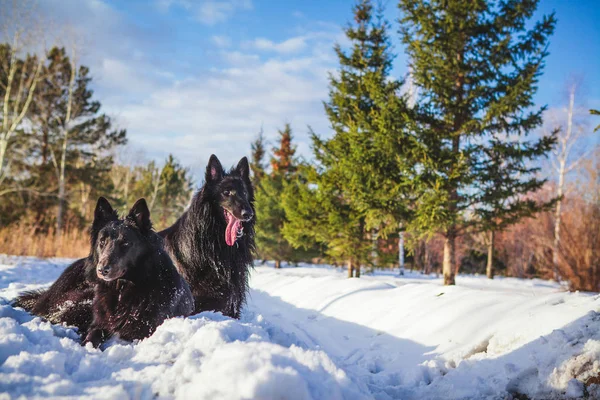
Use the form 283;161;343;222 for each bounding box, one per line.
252;0;599;291
0;0;598;290
0;30;192;256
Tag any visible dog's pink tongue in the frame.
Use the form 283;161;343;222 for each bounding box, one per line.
225;213;241;246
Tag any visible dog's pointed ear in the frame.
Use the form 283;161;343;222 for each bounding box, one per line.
127;198;152;232
92;197;117;231
206;154;224;183
235;156;250;181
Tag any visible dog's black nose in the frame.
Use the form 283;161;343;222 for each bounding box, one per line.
241;209;253;220
98;266;110;276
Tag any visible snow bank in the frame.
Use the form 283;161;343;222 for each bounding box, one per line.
247;264;600;399
0;256;366;400
1;255;599;399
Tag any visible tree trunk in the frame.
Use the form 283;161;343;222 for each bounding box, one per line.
486;230;495;279
0;51;43;185
123;166;132;213
398;226;405;275
56;50;77;235
275;260;281;269
552;87;575;282
553;170;564;281
371;228;378;270
355;264;360;278
443;230;456;285
424;241;430;274
57;170;66;233
42;127;48;164
149;165;162;212
347;259;354;278
442;42;464;287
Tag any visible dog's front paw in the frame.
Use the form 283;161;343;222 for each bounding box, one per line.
83;328;106;348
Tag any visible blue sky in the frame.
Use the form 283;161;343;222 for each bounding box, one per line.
38;0;600;177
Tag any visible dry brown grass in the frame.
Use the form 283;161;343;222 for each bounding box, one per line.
0;223;89;258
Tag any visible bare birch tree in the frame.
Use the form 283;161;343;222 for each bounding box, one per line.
548;82;599;280
54;44;78;234
0;0;46;188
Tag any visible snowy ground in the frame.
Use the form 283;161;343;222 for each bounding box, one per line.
1;255;599;399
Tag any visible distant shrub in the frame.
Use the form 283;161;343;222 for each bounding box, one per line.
0;223;88;258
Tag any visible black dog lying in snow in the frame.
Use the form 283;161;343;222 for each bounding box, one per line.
15;197;194;346
160;154;256;318
83;197;194;347
14;154;255;333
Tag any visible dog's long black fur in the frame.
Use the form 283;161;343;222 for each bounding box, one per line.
13;258;93;334
83;197;194;348
159;155;255;318
11;200;116;335
14;154;255;325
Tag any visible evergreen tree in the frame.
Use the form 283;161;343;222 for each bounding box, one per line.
591;109;599;132
32;47;125;227
127;155;192;228
282;161;370;277
155;154;193;227
285;0;410;277
271;124;295;174
398;0;556;284
250;128;266;188
255;124;298;268
322;0;416;237
472;133;556;279
0;45;126;230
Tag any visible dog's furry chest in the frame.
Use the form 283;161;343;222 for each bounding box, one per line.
93;281;166;340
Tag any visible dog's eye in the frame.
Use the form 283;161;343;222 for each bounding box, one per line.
99;239;106;247
122;242;130;248
223;190;231;196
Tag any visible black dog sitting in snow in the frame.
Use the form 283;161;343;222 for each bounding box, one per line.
83;197;194;348
14;154;255;330
160;155;256;318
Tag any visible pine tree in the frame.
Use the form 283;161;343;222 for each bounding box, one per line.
322;0;413;231
271;124;295;175
250;128;266;188
255;124;298;268
155;154;193;226
591;109;599;132
0;45;126;229
31;47;126;228
398;0;556;284
472;134;556;279
284;0;410;277
282;161;371;277
125;155;192;228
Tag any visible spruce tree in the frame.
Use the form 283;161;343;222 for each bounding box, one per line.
282;161;371;277
472;134;556;279
250;128;266;188
255;124;298;268
155;154;193;226
591;109;599;132
322;0;415;235
285;0;410;277
31;47;125;226
398;0;556;284
0;46;125;229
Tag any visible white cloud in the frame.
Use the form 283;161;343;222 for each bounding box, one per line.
211;35;232;48
105;49;333;172
157;0;253;25
249;37;308;54
35;0;339;174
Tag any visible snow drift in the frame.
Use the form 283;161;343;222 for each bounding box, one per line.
1;255;599;399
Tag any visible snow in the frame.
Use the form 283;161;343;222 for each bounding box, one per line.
1;255;599;399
